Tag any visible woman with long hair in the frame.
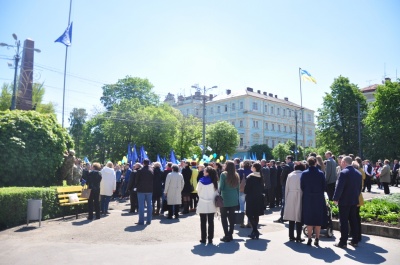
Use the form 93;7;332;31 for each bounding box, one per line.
219;160;240;242
244;162;264;239
196;166;218;244
316;155;325;173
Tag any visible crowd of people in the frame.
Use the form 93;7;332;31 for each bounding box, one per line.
67;150;398;247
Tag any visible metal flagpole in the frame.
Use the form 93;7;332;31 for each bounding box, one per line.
61;0;72;128
299;67;306;156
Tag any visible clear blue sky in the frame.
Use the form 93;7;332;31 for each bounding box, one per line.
1;0;399;127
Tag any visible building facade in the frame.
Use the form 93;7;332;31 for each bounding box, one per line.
165;87;316;157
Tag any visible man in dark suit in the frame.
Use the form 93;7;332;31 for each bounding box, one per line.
135;159;154;225
391;159;399;186
333;156;362;248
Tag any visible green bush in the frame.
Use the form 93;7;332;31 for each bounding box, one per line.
0;187;84;230
359;194;400;224
0;110;73;186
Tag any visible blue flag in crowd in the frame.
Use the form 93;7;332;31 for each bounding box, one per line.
262;152;266;160
131;144;137;163
170;150;178;164
84;157;90;164
127;143;132;162
55;22;73;46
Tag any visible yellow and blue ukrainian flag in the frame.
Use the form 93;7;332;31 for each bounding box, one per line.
300;69;317;84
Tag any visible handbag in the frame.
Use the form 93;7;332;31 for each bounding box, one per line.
215;192;224;208
81;187;91;199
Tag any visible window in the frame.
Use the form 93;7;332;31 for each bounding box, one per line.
290;126;292;133
308;129;312;136
284;126;286;132
278;125;281;131
253;120;259;128
210;107;213;114
225;105;228;112
195;109;199;116
272;140;275;148
308;114;312;122
231;121;235;126
272;124;275;131
264;105;268;113
232;103;236;111
277;108;280;115
289;110;291;117
239;120;243;127
239;102;243;109
270;106;274;114
283;109;286;116
265;122;268;130
240;137;243;147
265;138;269;145
186;109;189;115
217;106;220;113
252;102;258;111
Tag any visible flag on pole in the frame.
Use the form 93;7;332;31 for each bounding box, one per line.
84;157;90;164
127;143;132;162
55;22;73;46
300;69;317;84
170;150;178;164
262;152;266;160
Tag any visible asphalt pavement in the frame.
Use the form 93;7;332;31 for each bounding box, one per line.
1;185;399;265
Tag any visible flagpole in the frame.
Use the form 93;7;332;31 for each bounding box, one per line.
298;67;305;159
61;0;72;128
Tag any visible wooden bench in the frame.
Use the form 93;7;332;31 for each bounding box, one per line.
56;186;88;219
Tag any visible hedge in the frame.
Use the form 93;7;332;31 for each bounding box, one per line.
0;187;86;230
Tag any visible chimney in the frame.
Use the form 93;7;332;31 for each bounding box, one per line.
247;87;253;92
209;94;213;100
268;93;273;97
194;91;201;97
284;97;288;101
263;92;267;96
257;90;261;94
226;89;231;95
275;95;278;98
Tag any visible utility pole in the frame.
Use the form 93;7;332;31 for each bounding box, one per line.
295;110;298;161
357;101;362;159
202;86;206;157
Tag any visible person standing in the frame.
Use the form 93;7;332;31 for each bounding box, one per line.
244;162;264;239
190;162;199;212
164;164;184;219
100;162;116;215
152;162;163;216
301;156;327;247
113;165;122;200
261;159;273;209
161;162;173;214
275;156;294;223
237;160;252;228
219;160;240;242
325;151;337;200
380;159;391;195
127;163;142;213
197;166;218;244
135;159;154;225
333;156;362;248
391;159;399;186
86;163;102;220
284;162;306;242
269;160;278;208
363;160;373;192
181;162;193;214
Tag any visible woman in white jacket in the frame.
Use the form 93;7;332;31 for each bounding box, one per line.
100;162;116;215
196;166;218;244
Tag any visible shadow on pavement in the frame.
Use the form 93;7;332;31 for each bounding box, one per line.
124;225;146;232
284;241;341;263
342;236;387;264
244;238;270;251
72;219;93;226
14;226;38;232
191;241;240;256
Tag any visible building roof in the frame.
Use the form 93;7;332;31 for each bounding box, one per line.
360;84;379;93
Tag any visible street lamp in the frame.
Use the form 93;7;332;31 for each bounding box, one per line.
288;108;302;161
1;34;41;110
191;84;217;157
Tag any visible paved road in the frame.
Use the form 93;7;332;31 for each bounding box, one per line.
1;185;399;265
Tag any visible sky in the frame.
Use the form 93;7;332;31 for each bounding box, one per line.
1;0;399;127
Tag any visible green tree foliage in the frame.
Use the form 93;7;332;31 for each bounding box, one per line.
0;83;12;110
364;80;400;161
81;114;107;163
68;108;88;157
317;76;367;156
248;144;273;160
173;113;202;160
0;110;73;186
272;143;289;161
100;76;159;110
206;121;239;157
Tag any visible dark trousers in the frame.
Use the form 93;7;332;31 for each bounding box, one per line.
200;213;214;240
338;205;358;245
190;193;199;209
129;191;138;212
267;188;275;208
382;182;390;194
362;177;371;192
275;185;282;206
356;207;362;241
88;189;100;219
280;185;285;219
247;214;259;234
220;206;236;237
326;183;336;200
152;195;161;214
168;204;180;218
288;221;303;239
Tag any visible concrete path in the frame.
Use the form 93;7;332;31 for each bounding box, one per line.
1;185;399;265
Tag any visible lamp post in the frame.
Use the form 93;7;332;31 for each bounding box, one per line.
0;34;41;110
288;108;302;161
191;84;217;156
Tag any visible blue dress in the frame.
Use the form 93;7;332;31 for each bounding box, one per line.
300;166;327;226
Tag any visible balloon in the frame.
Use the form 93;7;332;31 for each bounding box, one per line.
118;161;122;165
209;155;213;159
187;158;192;163
196;157;199;162
213;153;217;158
123;156;127;161
217;159;220;163
193;154;198;159
220;155;224;161
203;154;208;159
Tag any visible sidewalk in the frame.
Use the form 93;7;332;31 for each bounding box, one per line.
1;185;399;265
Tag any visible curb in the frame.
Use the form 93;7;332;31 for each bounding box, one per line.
332;219;400;239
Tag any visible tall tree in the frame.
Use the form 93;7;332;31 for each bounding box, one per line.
173;112;202;160
317;76;367;156
0;83;12;111
69;108;88;157
100;76;159;110
206;121;239;157
364;80;400;161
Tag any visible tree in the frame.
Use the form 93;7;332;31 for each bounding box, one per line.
69;108;88;157
0;110;73;186
0;83;12;110
364;80;400;161
206;121;239;157
81;114;107;163
272;143;290;161
173;113;202;160
100;76;159;110
317;76;367;156
248;144;273;160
